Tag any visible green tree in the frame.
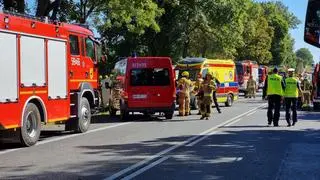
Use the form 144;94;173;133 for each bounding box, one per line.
296;48;314;66
261;2;300;65
279;34;297;68
296;57;305;75
189;0;250;59
236;2;273;64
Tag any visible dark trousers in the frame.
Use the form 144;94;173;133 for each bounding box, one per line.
212;91;221;112
285;98;297;124
267;95;282;125
297;97;302;109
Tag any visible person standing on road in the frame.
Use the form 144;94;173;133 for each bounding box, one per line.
177;71;192;116
297;74;303;110
200;72;216;120
284;68;301;127
193;73;204;115
263;67;286;126
212;75;222;113
246;75;257;98
301;76;313;108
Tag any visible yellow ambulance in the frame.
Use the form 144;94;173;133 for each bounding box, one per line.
175;58;239;108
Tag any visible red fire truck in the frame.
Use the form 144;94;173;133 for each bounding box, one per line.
0;11;102;146
258;65;268;89
235;60;259;95
312;63;320;110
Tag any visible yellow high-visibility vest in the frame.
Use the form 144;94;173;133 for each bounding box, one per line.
267;74;283;96
285;77;299;98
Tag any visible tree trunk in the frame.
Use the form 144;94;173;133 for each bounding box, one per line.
182;40;189;58
3;0;15;11
16;0;24;13
36;0;50;17
36;0;61;20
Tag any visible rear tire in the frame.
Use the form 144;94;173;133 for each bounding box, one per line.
225;94;233;107
76;97;91;133
20;103;41;147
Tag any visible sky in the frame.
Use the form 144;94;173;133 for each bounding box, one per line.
256;0;320;63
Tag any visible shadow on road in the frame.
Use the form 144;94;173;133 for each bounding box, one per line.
2;111;319;179
5;129;319;180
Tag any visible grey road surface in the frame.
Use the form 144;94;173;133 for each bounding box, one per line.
0;98;319;180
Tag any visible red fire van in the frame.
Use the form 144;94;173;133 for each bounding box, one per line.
112;57;176;120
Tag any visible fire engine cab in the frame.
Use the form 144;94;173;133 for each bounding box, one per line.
235;60;259;95
258;65;268;89
313;63;320;110
0;11;102;146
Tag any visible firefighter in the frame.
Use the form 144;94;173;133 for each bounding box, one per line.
177;71;192;116
246;75;257;98
263;67;286;127
284;68;301;126
193;73;204;115
297;73;303;109
109;77;122;115
301;75;313;108
212;75;222;113
200;71;216;120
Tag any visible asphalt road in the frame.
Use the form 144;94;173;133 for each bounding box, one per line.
0;96;319;180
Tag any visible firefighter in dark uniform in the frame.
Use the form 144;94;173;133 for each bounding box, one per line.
212;75;222;113
263;68;286;126
284;68;301;127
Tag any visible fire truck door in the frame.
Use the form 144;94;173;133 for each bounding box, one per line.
83;37;96;81
69;35;82;85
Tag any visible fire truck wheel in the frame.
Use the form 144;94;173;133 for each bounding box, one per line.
77;97;91;133
20;103;41;147
225;94;233;107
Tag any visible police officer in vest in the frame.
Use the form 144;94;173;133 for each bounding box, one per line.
284;68;301;126
263;67;286;126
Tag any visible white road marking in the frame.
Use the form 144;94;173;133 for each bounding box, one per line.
185;131;219;147
105;103;267;180
122;156;171;180
37;123;132;145
224;118;242;127
0;122;132;155
246;111;257;116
